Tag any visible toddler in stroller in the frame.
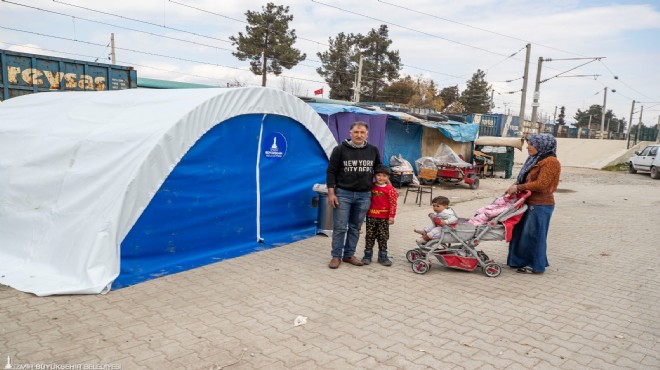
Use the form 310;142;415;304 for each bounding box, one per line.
407;191;531;277
413;196;458;245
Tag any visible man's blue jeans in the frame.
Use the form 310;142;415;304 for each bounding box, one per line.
331;188;371;258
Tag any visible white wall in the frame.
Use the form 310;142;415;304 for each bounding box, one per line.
513;138;652;169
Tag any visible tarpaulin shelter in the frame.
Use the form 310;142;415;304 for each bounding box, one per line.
379;110;480;170
0;87;336;296
307;102;388;160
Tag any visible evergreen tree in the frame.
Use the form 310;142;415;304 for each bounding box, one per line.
439;85;459;107
230;2;306;87
574;105;604;130
316;32;357;101
380;75;415;104
574;105;622;136
355;25;401;102
557;106;566;126
459;69;492;114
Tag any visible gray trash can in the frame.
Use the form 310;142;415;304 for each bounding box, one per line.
312;184;333;237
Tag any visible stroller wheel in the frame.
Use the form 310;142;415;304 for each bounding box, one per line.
411;260;430;274
406;249;423;262
483;263;502;277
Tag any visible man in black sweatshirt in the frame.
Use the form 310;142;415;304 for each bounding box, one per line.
326;121;382;269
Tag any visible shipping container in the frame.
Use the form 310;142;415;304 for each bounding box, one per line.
1;48;137;102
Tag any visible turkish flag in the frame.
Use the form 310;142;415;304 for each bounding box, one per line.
314;88;323;96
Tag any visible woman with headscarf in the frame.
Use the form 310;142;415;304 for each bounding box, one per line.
505;134;561;274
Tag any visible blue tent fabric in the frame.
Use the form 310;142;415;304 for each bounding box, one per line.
419;121;480;142
115;114;327;288
307;103;382;116
383;120;423;168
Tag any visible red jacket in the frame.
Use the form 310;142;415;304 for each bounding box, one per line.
367;183;398;219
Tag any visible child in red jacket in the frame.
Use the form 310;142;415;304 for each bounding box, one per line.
361;164;399;266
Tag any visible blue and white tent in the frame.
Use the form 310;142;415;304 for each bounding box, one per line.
0;87;336;295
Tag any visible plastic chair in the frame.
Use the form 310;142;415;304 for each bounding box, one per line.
474;150;494;178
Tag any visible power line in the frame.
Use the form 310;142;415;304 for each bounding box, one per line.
0;40;99;60
0;25;328;85
3;0;324;69
311;0;512;59
167;0;329;48
598;60;657;102
484;45;526;73
52;0;231;43
540;58;601;84
376;0;599;58
4;0;235;51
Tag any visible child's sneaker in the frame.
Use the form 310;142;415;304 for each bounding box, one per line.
416;238;426;246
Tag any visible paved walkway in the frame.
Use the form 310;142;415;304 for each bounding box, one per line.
1;168;658;369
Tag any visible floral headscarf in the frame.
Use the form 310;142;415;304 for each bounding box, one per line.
516;134;557;184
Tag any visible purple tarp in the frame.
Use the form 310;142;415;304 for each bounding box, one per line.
318;112;388;160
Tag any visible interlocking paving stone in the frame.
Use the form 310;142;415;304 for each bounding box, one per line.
1;168;658;369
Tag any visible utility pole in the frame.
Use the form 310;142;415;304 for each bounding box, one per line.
626;100;635;149
606;118;611;139
490;89;494;112
518;43;531;137
600;87;607;140
353;55;363;103
530;57;544;134
553;106;558;136
636;105;644;145
110;33;116;64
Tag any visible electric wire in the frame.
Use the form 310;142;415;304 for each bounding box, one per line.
376;0;595;59
311;0;512;59
167;0;328;48
5;0;235;51
52;0;231;43
0;25;328;85
540;59;600;83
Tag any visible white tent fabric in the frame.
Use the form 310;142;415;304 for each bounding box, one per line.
0;87;336;296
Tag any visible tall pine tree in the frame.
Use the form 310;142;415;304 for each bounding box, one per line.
230;2;306;87
459;69;492;114
316;32;357;100
356;25;401;102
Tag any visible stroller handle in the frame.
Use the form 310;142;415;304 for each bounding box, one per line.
511;190;532;208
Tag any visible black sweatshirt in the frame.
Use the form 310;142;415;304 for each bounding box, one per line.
326;141;382;192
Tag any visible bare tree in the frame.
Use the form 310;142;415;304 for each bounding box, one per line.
278;76;304;96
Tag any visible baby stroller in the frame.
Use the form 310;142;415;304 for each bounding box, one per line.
406;191;531;277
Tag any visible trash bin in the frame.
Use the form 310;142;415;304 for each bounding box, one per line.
312;184;333;236
477;146;515;179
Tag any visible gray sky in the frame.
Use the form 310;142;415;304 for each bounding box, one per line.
2;0;659;127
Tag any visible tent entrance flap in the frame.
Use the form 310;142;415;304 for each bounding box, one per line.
114;114;328;289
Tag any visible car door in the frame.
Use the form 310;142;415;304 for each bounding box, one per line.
636;146;656;171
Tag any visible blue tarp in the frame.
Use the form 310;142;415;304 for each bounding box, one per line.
418;121;480;142
307;103;383;116
383;120;423;167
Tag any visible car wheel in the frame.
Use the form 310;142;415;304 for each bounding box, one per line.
651;167;660;179
628;162;637;174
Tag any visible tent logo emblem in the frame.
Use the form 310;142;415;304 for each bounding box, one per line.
263;132;287;161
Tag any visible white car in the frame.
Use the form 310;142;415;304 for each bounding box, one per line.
629;144;660;179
